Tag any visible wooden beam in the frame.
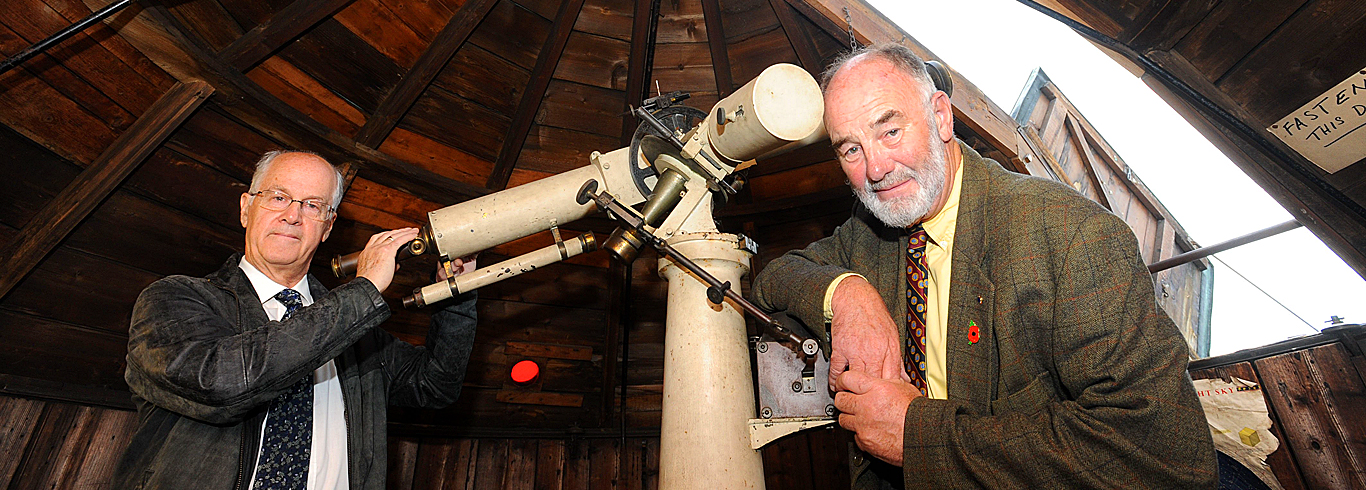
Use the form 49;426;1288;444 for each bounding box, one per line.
699;0;733;96
0;79;213;301
600;260;628;425
769;0;822;73
485;0;588;190
355;0;499;148
217;0;358;72
788;0;1036;164
620;0;659;145
114;4;489;205
1063;114;1112;211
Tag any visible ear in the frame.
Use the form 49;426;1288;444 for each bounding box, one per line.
931;90;954;143
240;192;251;228
320;217;334;243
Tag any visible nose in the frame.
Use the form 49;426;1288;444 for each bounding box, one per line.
278;200;303;224
863;144;894;183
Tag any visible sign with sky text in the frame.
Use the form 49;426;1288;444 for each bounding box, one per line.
1268;67;1366;174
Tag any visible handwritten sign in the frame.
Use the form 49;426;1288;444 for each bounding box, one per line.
1268;67;1366;173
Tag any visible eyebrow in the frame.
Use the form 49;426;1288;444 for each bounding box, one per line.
873;109;903;127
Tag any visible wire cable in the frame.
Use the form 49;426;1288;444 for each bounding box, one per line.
1210;255;1320;333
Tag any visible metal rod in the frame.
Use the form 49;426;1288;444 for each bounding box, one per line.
1148;220;1302;273
652;238;808;345
0;0;134;76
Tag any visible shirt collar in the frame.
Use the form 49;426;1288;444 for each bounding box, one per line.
920;153;964;249
238;256;313;305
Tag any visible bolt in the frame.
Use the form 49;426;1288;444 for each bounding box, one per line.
826;404;836;417
761;407;773;418
756;342;768;353
791;381;803;392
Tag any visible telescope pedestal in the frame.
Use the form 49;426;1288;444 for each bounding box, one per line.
657;232;765;490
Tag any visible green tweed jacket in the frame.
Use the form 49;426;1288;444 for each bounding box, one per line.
753;141;1217;489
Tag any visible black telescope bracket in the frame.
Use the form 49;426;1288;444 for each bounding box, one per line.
577;179;816;358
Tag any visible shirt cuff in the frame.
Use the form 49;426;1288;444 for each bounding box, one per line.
823;272;866;322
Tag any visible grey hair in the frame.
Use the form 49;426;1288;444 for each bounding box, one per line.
820;43;937;101
247;150;345;209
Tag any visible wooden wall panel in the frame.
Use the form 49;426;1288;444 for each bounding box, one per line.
432;43;530;117
164;0;246;52
1255;344;1366;489
403;85;512;162
727;27;799;86
576;0;635;42
334;0;428;69
720;0;782;43
538;80;627;137
1189;361;1306;490
247;58;368;137
469;0;553;70
275;19;405;115
0;396;137;489
377;128;494;188
515;125;621;175
656;0;707;43
556;32;631;91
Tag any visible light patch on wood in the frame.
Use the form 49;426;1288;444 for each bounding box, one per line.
1268;67;1366;173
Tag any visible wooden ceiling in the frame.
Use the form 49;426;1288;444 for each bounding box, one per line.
8;0;1352;435
1040;0;1366;279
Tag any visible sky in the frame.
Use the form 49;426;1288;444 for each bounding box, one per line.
867;0;1366;356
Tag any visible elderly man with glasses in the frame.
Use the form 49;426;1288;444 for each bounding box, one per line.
114;150;479;490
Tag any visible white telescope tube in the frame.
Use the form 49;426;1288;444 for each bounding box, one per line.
425;148;642;261
406;233;596;307
706;63;824;164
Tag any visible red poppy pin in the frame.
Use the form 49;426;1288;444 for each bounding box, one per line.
967;321;980;344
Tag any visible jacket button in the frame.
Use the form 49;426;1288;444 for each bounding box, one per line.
852;449;866;466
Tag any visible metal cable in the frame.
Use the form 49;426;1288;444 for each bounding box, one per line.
1210;255;1320;333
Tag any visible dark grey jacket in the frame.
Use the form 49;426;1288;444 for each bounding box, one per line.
113;254;477;490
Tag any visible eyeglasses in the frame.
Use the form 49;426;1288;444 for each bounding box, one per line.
250;189;335;221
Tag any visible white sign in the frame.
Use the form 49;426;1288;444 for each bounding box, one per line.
1268;67;1366;173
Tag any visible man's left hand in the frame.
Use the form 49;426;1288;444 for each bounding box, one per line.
833;369;924;466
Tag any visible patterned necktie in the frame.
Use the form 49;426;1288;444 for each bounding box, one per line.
252;288;311;490
905;225;930;394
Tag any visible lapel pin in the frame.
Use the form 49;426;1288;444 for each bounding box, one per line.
967;321;980;344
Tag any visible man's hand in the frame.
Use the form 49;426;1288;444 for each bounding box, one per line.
435;254;478;282
356;228;420;293
829;276;912;389
834;369;923;466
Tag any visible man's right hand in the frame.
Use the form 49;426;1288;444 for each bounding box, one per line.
356;228;420;293
829;275;912;390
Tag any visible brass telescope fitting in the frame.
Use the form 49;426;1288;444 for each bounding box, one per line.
331;226;435;278
604;168;688;264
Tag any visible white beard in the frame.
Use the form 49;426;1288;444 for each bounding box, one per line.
852;124;949;228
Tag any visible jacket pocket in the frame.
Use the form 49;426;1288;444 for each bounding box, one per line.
990;371;1055;416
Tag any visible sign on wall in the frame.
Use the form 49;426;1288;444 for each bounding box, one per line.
1268;67;1366;173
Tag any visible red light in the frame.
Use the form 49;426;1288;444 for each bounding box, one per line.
510;360;540;384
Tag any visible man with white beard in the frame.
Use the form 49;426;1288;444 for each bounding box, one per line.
752;44;1216;489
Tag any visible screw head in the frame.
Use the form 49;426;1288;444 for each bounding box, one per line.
791;381;803;392
760;407;773;418
756;342;768;353
826;404;836;417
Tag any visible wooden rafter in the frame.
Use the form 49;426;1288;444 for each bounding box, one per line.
217;0;358;72
1062;115;1112;210
484;0;588;191
122;5;488;205
788;0;1036;166
355;0;499;148
769;0;822;73
699;0;733;96
619;0;660;145
0;79;213;301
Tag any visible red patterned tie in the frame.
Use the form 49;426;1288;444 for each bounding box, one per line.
905;225;929;394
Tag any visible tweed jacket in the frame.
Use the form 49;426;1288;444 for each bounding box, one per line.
114;253;477;490
753;141;1217;488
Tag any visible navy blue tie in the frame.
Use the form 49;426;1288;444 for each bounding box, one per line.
253;289;311;490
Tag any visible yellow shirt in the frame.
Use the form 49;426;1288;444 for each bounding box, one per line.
824;155;963;399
